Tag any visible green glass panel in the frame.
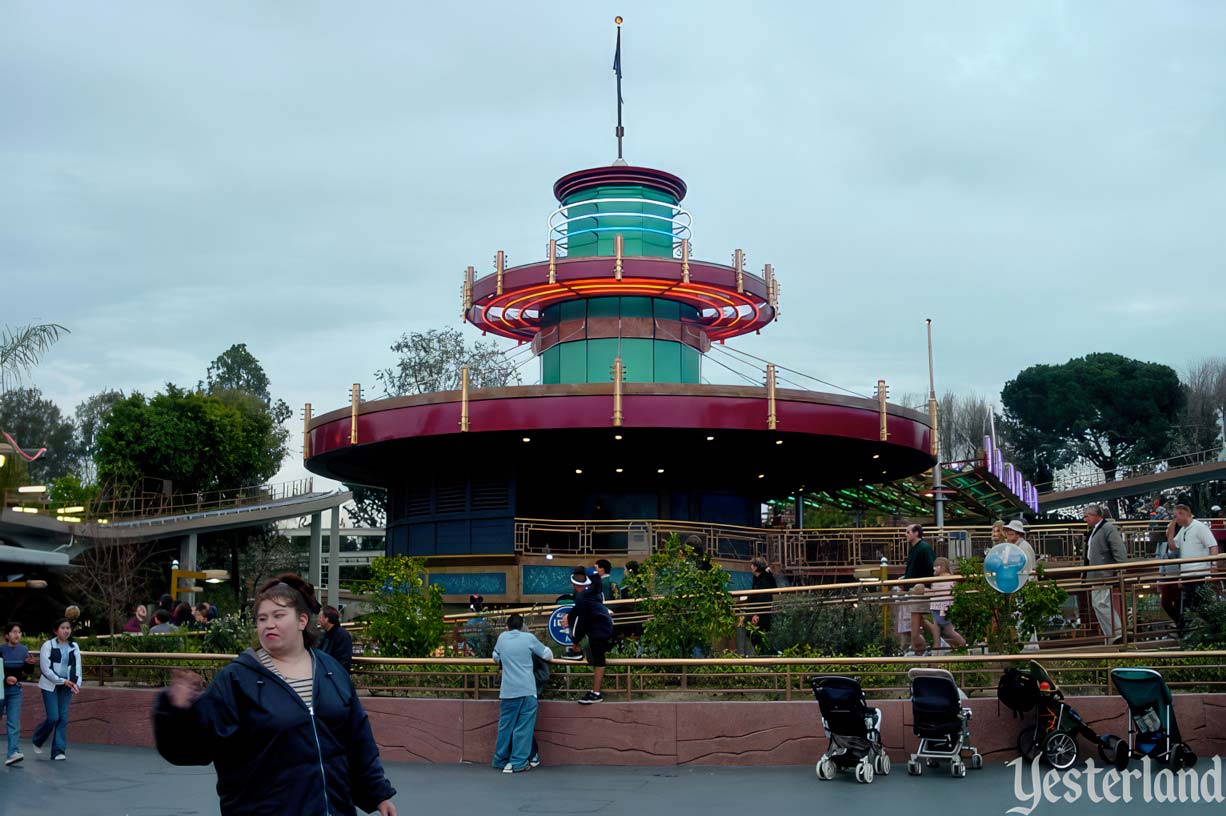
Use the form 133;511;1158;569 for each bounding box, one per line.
559;300;586;322
621;339;654;383
559;341;587;383
562;185;677;259
654;300;680;321
620;297;652;318
681;346;701;383
586;338;620;383
654;340;682;382
541;304;560;328
587;297;619;319
541;345;560;384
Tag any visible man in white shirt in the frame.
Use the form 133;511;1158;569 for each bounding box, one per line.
1169;503;1220;632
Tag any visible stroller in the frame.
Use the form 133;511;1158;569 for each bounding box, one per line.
809;675;891;784
906;668;982;778
999;660;1117;770
1101;668;1197;770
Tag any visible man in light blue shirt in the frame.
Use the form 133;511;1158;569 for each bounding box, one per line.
490;614;552;774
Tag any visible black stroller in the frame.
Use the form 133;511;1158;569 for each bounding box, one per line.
809;675;891;784
1101;668;1197;770
906;668;982;778
1000;660;1118;770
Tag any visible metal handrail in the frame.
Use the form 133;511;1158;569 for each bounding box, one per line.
1033;446;1224;494
2;477;317;524
80;650;1226;701
513;517;1224;572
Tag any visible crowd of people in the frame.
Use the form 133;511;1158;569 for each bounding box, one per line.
124;596;219;634
2;501;1219;794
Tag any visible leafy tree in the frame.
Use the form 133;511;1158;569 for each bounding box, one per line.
203;343;292;425
49;474;100;508
375;327;521;397
1175;358;1226;455
74;389;126;484
937;391;996;464
345;484;387;528
95;385;288;494
236;527;307;602
0;322;67;392
1001;353;1184;482
64;538;162;634
0;387;78;483
359;555;444;657
619;534;736;657
947;558;1067;654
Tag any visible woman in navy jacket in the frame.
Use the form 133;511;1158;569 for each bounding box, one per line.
154;575;396;816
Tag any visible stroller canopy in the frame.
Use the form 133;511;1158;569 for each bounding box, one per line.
908;668;966;739
811;675;872;738
1110;668;1174;718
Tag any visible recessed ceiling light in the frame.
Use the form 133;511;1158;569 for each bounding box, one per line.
615;468;624;473
757;474;765;479
882;470;887;474
575;469;583;474
775;439;783;445
657;468;665;474
871;454;880;460
522;437;531;443
614;434;623;440
706;435;715;441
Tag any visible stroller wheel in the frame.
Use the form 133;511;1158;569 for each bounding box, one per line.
970;753;983;770
1173;744;1197;771
874;753;892;776
816;756;836;780
856;757;874;784
1098;735;1126;769
1017;724;1041;761
926;758;940;768
907;760;922;776
950;760;967;778
1043;731;1079;770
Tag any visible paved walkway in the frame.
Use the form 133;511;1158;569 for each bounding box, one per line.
2;744;1217;815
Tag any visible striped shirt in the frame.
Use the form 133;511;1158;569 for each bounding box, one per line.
256;648;313;709
927;580;955;614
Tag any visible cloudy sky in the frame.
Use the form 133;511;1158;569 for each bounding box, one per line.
5;2;1224;489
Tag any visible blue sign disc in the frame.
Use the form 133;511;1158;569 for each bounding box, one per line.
548;604;574;646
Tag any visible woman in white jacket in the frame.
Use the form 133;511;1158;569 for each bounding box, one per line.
32;618;81;761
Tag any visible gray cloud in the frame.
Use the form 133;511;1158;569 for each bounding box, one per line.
4;1;1223;488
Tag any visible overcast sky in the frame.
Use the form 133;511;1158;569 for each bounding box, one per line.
5;2;1224;489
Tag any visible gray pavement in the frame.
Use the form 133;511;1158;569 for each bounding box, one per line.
1;744;1220;815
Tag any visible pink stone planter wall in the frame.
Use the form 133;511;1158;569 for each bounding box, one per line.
23;684;1226;767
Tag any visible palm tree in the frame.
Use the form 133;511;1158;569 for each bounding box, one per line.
0;323;68;392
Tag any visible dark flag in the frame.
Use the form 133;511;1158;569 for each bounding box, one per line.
613;26;623;103
613;17;625;159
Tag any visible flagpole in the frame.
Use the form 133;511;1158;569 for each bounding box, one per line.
614;16;624;161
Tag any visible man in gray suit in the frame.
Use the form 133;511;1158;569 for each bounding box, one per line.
1084;504;1129;644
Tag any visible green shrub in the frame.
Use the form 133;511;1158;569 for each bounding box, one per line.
947;558;1067;654
768;595;899;657
619;534;736;658
359;555;445;658
1181;586;1226;650
202;612;254;654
